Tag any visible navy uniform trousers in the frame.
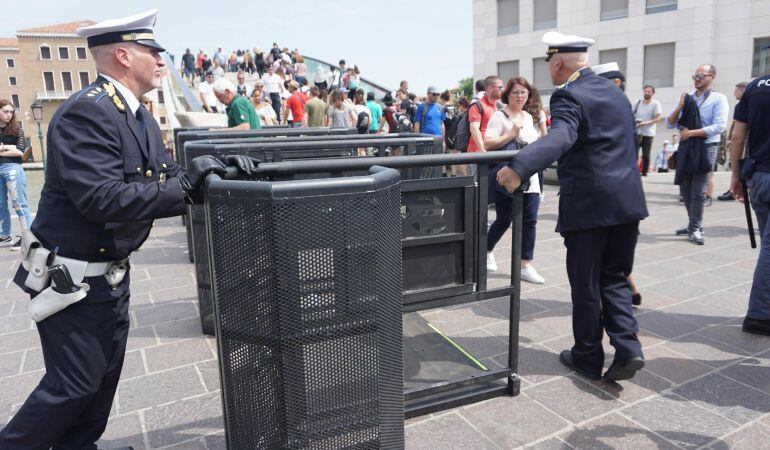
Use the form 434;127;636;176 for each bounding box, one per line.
563;222;642;375
0;273;131;450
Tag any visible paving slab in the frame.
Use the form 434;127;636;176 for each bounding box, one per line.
560;413;679;449
621;393;740;449
1;173;766;448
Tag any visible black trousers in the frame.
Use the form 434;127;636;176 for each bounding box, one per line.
269;92;281;119
639;136;653;175
563;222;642;376
0;273;131;450
487;193;540;260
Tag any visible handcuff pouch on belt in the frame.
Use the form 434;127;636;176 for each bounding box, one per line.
20;229;52;292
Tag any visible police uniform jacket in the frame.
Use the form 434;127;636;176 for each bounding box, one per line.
509;67;648;232
30;76;187;262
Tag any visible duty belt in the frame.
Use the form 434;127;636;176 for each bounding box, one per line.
20;229;129;291
756;161;770;173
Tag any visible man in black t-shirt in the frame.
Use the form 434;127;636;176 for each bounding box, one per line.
729;71;770;336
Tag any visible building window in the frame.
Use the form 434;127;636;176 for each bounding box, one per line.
40;45;52;60
646;0;677;14
76;46;87;60
599;48;628;78
752;37;770;78
43;71;55;91
160;116;167;125
534;0;557;30
79;71;90;89
643;43;676;88
533;57;555;95
497;0;519;35
62;72;73;92
11;94;20;109
58;46;70;60
157;91;165;104
9;76;16;86
601;0;628;20
497;60;520;83
5;58;14;68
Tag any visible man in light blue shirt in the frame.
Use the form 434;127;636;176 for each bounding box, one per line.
666;64;728;245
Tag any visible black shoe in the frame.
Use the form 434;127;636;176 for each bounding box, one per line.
717;191;734;201
676;226;703;236
742;317;770;336
603;357;645;381
559;350;601;381
632;293;642;306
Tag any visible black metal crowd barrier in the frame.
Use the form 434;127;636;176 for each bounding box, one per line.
188;135;443;336
205;150;524;420
174;127;356;262
205;166;404;449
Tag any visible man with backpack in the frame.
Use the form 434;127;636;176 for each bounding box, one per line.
414;86;446;138
458;76;502;175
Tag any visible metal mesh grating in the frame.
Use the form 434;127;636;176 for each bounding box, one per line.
207;177;404;449
191;203;215;335
190;136;442;336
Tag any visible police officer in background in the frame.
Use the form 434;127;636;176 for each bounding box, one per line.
0;10;255;449
729;53;770;337
497;32;649;381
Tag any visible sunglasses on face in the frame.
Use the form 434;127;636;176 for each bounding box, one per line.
692;73;712;80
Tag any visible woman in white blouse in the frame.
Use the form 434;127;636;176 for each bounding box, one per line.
484;76;547;284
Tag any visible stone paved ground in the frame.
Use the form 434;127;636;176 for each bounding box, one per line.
0;172;768;449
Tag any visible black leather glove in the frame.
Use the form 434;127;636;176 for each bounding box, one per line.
219;155;259;177
180;155;227;204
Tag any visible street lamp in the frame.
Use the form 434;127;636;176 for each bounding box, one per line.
30;100;45;171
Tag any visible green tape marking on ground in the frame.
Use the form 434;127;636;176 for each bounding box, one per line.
427;322;489;371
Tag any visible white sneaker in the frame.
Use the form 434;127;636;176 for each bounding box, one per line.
521;265;545;284
487;252;498;272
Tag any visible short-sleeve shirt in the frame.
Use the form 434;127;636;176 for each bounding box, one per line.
485;110;540;194
305;98;328;127
198;81;217;108
328;104;354;128
633;99;662;137
366;100;383;132
734;74;770;163
286;92;305;122
414;102;446;136
226;95;261;129
467;96;497;152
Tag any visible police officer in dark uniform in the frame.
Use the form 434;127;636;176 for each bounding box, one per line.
729;56;770;337
0;9;255;449
497;31;649;381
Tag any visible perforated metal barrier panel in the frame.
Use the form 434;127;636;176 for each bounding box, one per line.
206;168;404;449
189;135;442;335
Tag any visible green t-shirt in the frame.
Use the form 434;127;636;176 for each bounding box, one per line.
366;100;382;132
226;95;261;129
305;97;328;127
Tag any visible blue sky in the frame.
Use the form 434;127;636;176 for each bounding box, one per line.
4;0;474;94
